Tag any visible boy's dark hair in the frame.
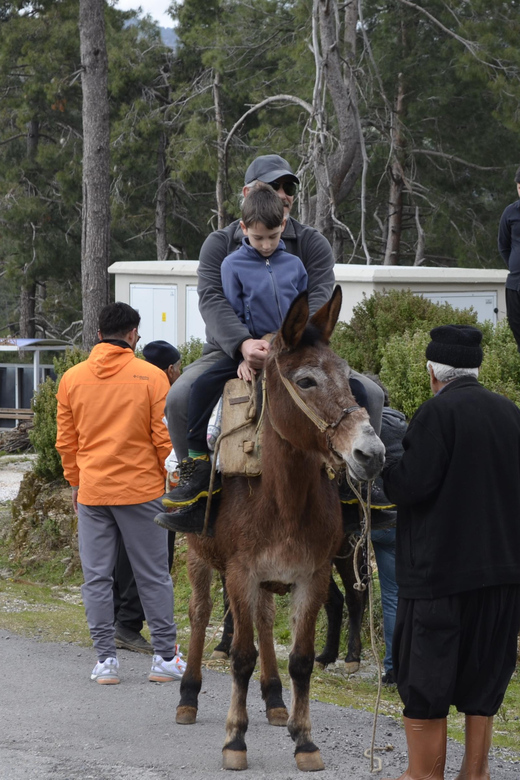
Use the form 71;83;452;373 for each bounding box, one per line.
98;302;140;338
515;166;520;184
241;182;285;229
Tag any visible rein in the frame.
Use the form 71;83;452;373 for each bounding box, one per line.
273;359;362;467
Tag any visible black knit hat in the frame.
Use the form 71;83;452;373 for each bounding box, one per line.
143;340;181;370
426;325;483;368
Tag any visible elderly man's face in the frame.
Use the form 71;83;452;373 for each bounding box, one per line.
243;178;296;217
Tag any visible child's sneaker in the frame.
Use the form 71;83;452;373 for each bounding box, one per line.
148;647;187;682
90;656;120;684
162;457;220;507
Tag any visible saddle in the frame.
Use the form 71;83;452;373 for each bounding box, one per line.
215;377;263;478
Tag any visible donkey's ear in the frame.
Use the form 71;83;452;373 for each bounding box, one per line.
309;285;342;344
280;291;309;349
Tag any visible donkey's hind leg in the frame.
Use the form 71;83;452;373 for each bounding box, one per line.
211;574;234;659
176;547;213;725
222;568;258;771
288;567;330;772
256;588;288;726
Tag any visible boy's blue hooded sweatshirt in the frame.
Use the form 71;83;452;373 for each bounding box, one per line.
220;238;308;339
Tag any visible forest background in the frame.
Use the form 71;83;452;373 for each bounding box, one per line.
1;0;520;347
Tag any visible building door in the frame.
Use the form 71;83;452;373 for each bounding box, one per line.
130;284;177;347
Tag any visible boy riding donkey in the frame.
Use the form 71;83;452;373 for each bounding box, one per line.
158;183;308;531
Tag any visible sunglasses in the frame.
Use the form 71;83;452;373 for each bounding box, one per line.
269;180;298;197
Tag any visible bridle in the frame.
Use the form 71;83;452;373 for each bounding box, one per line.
268;357;363;461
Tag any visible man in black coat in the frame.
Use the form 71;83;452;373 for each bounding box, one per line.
382;325;520;780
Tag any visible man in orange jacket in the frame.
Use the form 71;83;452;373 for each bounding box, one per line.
56;302;186;685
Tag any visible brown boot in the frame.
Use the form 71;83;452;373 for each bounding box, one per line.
383;716;447;780
454;715;493;780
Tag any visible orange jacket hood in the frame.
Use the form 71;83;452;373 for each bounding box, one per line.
87;341;135;379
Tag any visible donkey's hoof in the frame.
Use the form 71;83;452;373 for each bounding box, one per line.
211;649;230;660
344;660;360;674
267;706;289;726
295;749;325;771
222;749;248;770
176;705;197;724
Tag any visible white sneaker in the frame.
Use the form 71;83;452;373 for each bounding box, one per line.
90;656;120;685
148;646;186;682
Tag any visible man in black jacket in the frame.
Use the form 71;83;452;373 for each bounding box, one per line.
498;165;520;351
164;153;383;486
382;325;520;780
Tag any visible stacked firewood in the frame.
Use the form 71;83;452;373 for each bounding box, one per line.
0;422;34;454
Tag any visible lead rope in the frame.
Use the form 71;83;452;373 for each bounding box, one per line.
346;474;385;774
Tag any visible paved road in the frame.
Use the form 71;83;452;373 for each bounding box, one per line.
1;630;519;779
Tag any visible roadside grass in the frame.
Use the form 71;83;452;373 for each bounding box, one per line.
1;524;519;761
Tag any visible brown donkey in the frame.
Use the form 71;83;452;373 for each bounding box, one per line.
176;287;385;772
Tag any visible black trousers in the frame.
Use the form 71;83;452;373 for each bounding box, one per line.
113;533;176;632
187;355;239;452
393;584;520;719
506;287;520;352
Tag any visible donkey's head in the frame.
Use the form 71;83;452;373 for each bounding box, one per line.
267;286;385;481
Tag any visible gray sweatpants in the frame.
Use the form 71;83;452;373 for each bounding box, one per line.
164;349;384;461
77;499;177;661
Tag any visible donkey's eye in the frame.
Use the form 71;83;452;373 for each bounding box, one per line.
296;377;317;389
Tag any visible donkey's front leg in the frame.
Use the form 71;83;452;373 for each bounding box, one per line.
288;568;330;772
222;570;258;771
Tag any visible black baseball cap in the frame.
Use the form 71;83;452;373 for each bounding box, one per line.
244;154;299;186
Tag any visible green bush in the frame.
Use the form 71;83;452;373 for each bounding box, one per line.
380;331;432;418
380;319;520;419
331;289;480;374
179;336;204;368
29;347;88;481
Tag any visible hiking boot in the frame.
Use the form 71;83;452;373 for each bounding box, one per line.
382;669;396;686
162;457;221;508
90;656;120;685
114;624;153;655
148;647;186;682
155;497;216;536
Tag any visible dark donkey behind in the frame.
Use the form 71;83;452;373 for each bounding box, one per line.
175;287;385;772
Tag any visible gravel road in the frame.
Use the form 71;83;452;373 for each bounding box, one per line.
1;459;519;779
1;628;519;780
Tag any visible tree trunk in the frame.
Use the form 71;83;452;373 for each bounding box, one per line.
155;131;169;261
79;0;110;350
313;0;363;255
384;57;407;265
19;282;36;338
213;69;228;229
27;119;39;159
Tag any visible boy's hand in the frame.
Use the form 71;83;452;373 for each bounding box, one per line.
240;338;270;370
237;361;254;382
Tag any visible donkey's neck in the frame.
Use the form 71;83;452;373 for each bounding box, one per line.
261;420;326;503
